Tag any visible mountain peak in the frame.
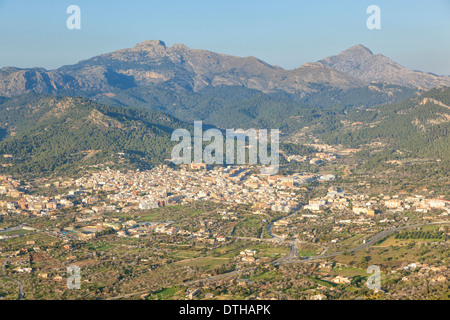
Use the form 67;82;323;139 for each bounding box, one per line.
135;40;166;49
343;44;373;56
320;44;450;88
172;43;189;50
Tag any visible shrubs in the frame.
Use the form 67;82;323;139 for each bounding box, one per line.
394;230;444;240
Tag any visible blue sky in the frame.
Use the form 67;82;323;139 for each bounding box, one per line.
1;0;450;74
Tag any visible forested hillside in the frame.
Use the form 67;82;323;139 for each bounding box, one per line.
0;95;186;175
321;87;450;172
96;84;416;131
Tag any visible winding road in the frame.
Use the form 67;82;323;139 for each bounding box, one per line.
1;255;24;300
274;221;450;265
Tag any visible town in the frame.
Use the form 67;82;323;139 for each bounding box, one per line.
0;159;448;300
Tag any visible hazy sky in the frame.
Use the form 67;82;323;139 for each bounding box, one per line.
1;0;450;75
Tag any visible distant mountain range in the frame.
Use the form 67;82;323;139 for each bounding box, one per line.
320;45;450;89
0;42;448;175
1;41;449;98
1;86;448;176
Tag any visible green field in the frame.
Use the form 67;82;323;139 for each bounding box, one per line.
0;228;33;236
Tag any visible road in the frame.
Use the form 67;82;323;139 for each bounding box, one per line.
276;221;450;265
0;225;22;233
1;255;24;300
266;211;299;242
270;238;300;265
285;239;299;261
106;221;448;299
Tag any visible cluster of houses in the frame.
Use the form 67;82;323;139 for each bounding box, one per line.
239;249;258;264
267;185;449;241
285;150;339;165
301;186;449;218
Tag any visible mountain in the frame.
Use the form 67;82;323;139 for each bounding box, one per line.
59;40;366;94
320;45;450;89
0;87;447;176
0;67;75;97
0;94;186;174
1;41;447;100
0;42;447;177
95;84;416;131
0;41;388;98
321;86;450;169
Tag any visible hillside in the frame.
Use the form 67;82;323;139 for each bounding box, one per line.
0;95;186;175
321;86;450;170
320;45;450;89
0;40;363;97
95;84;416;131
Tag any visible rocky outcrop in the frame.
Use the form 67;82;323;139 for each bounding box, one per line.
320;44;450;89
